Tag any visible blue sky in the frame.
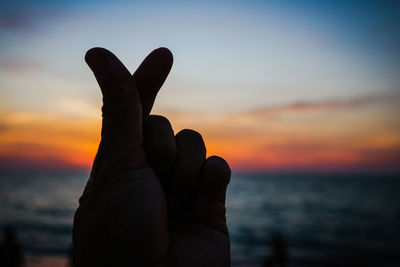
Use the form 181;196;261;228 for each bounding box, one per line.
1;0;399;114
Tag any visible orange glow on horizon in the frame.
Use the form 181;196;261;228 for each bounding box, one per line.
1;100;399;172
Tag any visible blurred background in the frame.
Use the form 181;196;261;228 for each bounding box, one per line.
0;0;399;266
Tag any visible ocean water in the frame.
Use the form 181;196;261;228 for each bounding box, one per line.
0;170;399;266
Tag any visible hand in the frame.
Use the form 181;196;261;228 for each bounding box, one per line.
73;47;231;266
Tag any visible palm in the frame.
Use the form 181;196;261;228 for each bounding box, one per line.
73;48;230;267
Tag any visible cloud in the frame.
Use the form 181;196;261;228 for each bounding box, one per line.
236;93;398;118
0;1;71;32
158;92;399;133
0;121;8;133
159;92;398;124
1;92;399;172
0;109;99;171
0;1;35;31
0;60;43;74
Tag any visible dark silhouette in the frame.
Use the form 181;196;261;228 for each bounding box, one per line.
0;225;24;267
264;232;289;267
73;48;231;266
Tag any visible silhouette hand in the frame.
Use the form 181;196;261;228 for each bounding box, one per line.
73;48;231;266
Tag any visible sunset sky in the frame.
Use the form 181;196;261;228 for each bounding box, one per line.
0;0;399;172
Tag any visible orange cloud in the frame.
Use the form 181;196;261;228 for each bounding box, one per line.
230;93;398;119
1;93;400;172
0;110;99;170
163;94;400;172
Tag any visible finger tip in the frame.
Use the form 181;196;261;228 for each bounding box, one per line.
145;115;173;129
85;47;103;68
85;47;111;69
205;156;231;181
153;47;174;67
176;129;204;145
155;47;173;58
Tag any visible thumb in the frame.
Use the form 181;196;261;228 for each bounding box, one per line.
86;48;145;183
